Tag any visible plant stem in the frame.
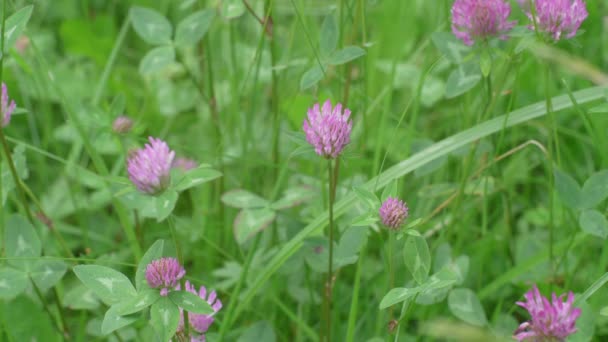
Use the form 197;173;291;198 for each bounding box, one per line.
387;232;395;320
345;242;364;342
51;287;70;339
30;278;67;338
201;37;226;248
325;159;335;342
0;130;33;224
544;64;558;284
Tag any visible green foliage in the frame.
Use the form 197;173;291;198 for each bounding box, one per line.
403;230;431;285
3;0;608;340
174;10;215;47
130;7;172;45
448;288;488;327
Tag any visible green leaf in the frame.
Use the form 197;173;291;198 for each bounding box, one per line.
234;208;277;244
150;297;180;342
5;215;41;271
379;287;421;309
554;168;583;209
73;265;137;305
569;301;595;342
117;189;156;217
415;268;459;305
270;186;315;210
0;267;28;299
350;213;379;227
328;46;366;65
4;6;33;52
445;62;482;98
580;170;608;209
403;233;431;285
222;0;246;19
237;321;276;342
352;186;381;210
589;103;608;114
139;46;175;74
319;15;338;53
175;9;215;47
334;227;367;268
579;210;608;239
63;284;100;310
3;296;60;340
114;288;160;316
222;189;269;209
300;65;324;90
431;32;472;64
130;6;172;45
448;288;487;327
234;86;606;321
136;240;167;291
175;167;222;192
155;190;178;222
30;260;67;292
101;306;138;335
169;290;214;314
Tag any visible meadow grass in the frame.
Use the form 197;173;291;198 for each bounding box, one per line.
0;0;607;341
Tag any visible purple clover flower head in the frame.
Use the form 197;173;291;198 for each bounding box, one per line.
145;257;185;296
379;197;409;230
112;115;133;134
172;157;198;171
514;285;581;341
451;0;516;45
302;99;352;159
1;83;16;127
127;137;175;195
176;281;222;342
517;0;588;41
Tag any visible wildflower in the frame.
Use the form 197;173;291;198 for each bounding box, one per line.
379;197;409;230
514;285;581;341
302;99;352;159
127;137;175;194
517;0;588;40
176;281;222;342
1;83;16;127
172;157;197;171
145;257;185;296
112;115;133;134
451;0;516;45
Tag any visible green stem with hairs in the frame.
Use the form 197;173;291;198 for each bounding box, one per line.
325;159;336;342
